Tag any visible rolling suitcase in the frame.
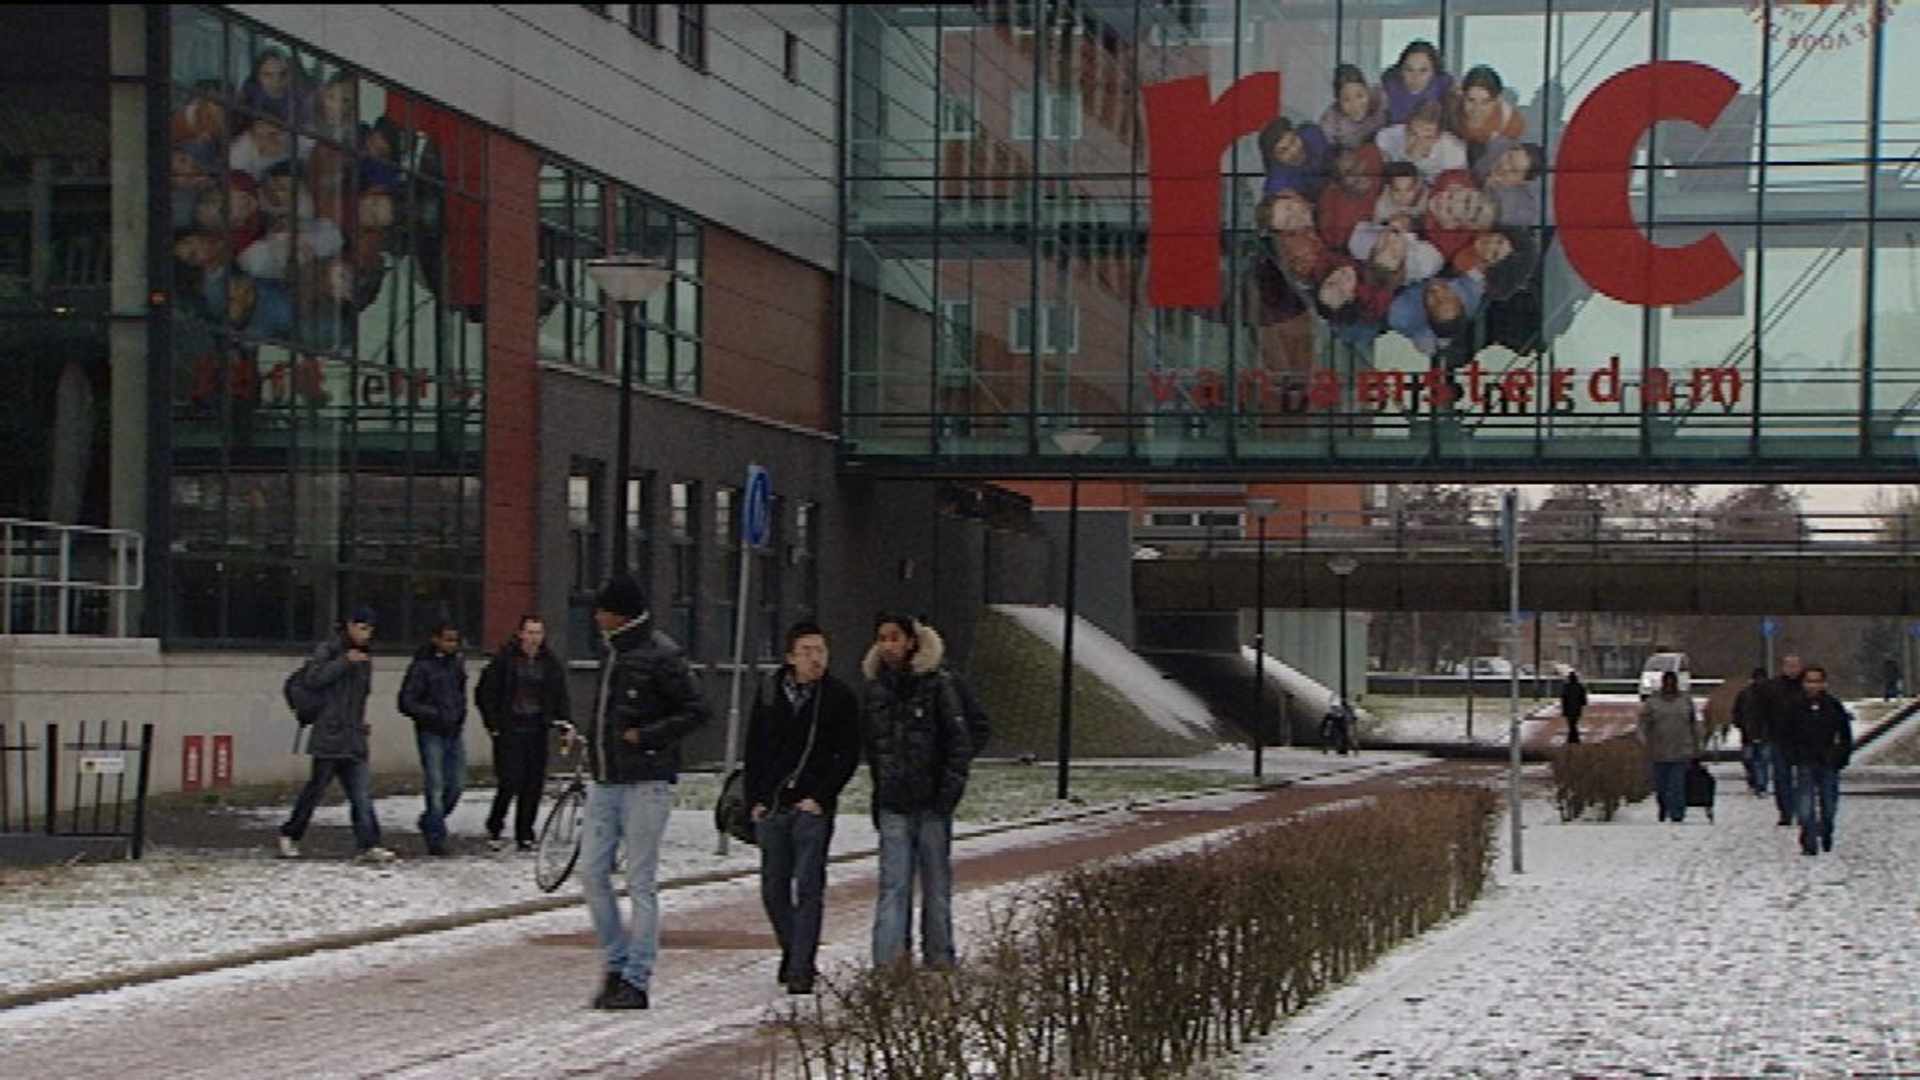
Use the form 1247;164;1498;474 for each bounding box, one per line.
1684;760;1716;823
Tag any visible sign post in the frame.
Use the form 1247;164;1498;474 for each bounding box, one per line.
1760;615;1779;677
717;465;770;855
1502;490;1523;875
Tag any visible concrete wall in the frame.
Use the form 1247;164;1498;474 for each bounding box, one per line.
0;636;486;809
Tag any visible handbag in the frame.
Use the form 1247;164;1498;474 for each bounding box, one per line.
715;766;756;845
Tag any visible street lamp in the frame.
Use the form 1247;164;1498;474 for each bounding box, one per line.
585;256;672;576
1328;555;1359;750
1246;496;1278;777
1051;427;1103;801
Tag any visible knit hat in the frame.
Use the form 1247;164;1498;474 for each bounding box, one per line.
346;603;377;626
594;573;648;619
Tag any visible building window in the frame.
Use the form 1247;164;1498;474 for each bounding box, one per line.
782;31;800;83
538;163;606;371
938;93;976;139
670;481;700;655
568;460;606;659
1010;302;1079;355
938;299;974;380
1012;88;1083;141
676;4;706;70
757;495;784;660
626;474;652;600
616;192;703;395
628;4;657;42
793;501;819;621
714;485;739;654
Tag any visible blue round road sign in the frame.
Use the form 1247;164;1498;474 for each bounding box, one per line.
744;465;772;548
1760;616;1778;638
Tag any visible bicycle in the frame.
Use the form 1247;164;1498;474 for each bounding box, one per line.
534;722;587;893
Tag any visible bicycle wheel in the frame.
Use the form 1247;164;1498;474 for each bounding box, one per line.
534;785;585;893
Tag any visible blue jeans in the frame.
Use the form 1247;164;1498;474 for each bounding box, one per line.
581;780;672;990
1651;759;1689;822
281;756;381;851
1771;742;1797;821
415;728;467;854
1793;764;1840;852
758;805;835;983
1741;740;1771;795
872;808;955;968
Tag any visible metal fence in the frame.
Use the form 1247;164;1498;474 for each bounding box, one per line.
0;721;155;859
1;517;145;637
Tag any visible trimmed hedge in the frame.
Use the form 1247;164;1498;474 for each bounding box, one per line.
1549;734;1652;821
776;783;1499;1079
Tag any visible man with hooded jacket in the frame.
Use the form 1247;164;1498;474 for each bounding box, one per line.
398;620;468;857
859;613;974;969
580;572;710;1011
278;604;394;863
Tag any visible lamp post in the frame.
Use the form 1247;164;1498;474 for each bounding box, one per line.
1052;427;1103;801
585;256;672;576
1246;496;1278;777
1328;555;1359;750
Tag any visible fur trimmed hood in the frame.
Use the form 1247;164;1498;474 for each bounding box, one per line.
861;620;946;682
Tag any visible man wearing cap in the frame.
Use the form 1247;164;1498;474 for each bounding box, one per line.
581;572;711;1011
277;604;395;863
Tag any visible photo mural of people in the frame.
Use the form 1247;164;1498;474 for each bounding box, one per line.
1245;39;1548;406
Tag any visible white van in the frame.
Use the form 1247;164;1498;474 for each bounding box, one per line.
1639;652;1692;698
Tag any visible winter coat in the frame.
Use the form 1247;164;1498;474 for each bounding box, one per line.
398;644;468;738
475;635;571;735
1559;677;1587;721
588;615;710;784
298;632;372;761
1764;674;1806;745
1637;692;1701;764
859;622;974;816
1777;691;1854;770
743;667;862;817
1732;682;1770;743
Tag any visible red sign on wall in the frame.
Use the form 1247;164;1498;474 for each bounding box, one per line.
181;735;205;792
211;734;234;789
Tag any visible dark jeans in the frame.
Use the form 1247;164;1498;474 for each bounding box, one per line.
281;756;381;851
1771;742;1797;821
415;728;466;854
757;805;835;983
487;728;550;844
1741;739;1770;795
1793;763;1840;853
1651;759;1690;822
1564;712;1581;744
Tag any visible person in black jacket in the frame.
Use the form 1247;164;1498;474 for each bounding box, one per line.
744;621;861;995
476;615;572;852
1559;670;1587;745
1765;655;1806;826
278;605;394;863
580;573;710;1011
860;613;974;969
1777;663;1853;856
398;621;469;857
1731;667;1771;796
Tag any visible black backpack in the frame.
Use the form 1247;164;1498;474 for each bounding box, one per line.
283;660;326;726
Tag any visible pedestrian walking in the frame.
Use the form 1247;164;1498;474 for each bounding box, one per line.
398;620;469;857
475;615;571;852
278;605;395;863
859;613;975;970
1882;655;1901;701
580;573;710;1011
1777;663;1853;856
1731;666;1771;796
744;621;861;995
1766;655;1806;826
1559;670;1587;745
1637;670;1702;823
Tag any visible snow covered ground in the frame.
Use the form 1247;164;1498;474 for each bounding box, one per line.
998;604;1218;740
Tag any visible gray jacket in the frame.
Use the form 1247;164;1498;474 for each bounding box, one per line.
299;632;373;760
1637;692;1700;764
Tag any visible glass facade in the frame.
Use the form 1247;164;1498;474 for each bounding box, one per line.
167;5;486;643
841;1;1920;476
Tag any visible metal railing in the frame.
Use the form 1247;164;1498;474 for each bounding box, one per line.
1;518;145;637
1135;508;1917;562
